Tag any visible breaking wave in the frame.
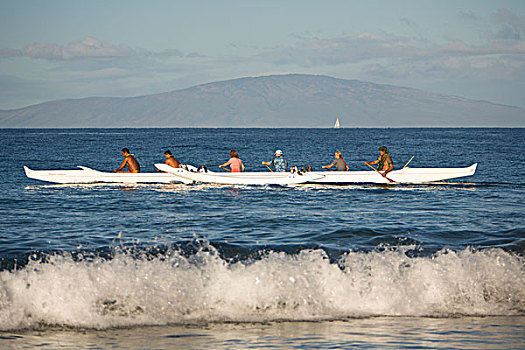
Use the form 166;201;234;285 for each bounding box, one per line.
0;245;523;331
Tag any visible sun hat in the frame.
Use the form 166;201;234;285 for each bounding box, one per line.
275;149;283;155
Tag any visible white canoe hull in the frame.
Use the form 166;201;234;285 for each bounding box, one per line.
307;163;478;184
155;164;325;185
156;163;477;185
24;166;193;184
25;163;477;185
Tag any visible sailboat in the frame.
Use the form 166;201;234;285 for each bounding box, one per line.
334;118;340;128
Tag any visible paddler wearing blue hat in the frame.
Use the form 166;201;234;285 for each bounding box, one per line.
262;149;288;172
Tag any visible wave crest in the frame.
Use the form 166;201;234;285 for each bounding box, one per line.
0;246;523;330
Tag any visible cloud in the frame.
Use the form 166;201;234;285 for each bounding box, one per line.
491;8;525;40
262;32;525;67
0;48;22;57
362;54;525;81
10;37;137;61
400;17;420;34
254;10;525;82
459;10;481;21
158;49;185;57
260;33;431;67
0;37;200;62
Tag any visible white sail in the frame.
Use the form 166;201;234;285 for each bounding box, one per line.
334;118;340;128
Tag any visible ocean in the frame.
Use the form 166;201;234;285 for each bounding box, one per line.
0;128;524;349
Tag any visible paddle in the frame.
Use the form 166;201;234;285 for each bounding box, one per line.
365;162;394;183
264;164;274;172
219;165;231;172
403;155;415;169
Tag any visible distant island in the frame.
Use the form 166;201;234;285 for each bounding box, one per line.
1;74;523;127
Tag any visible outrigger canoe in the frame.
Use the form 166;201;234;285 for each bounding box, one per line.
155;164;325;185
156;163;478;185
23;165;193;184
25;163;477;185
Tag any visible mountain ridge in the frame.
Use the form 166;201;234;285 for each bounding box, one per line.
1;74;523;127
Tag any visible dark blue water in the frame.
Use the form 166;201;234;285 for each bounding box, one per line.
0;128;524;349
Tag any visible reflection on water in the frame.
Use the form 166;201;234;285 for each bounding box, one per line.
2;317;523;349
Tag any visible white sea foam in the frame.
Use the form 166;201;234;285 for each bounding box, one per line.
0;247;523;330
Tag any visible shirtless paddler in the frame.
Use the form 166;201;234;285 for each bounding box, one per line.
365;146;394;178
115;148;140;173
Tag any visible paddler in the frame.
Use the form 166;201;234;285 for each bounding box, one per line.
114;148;140;173
262;149;288;172
365;146;394;178
322;150;349;171
161;150;180;169
219;149;245;172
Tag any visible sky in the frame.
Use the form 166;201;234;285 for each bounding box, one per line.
1;0;525;110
